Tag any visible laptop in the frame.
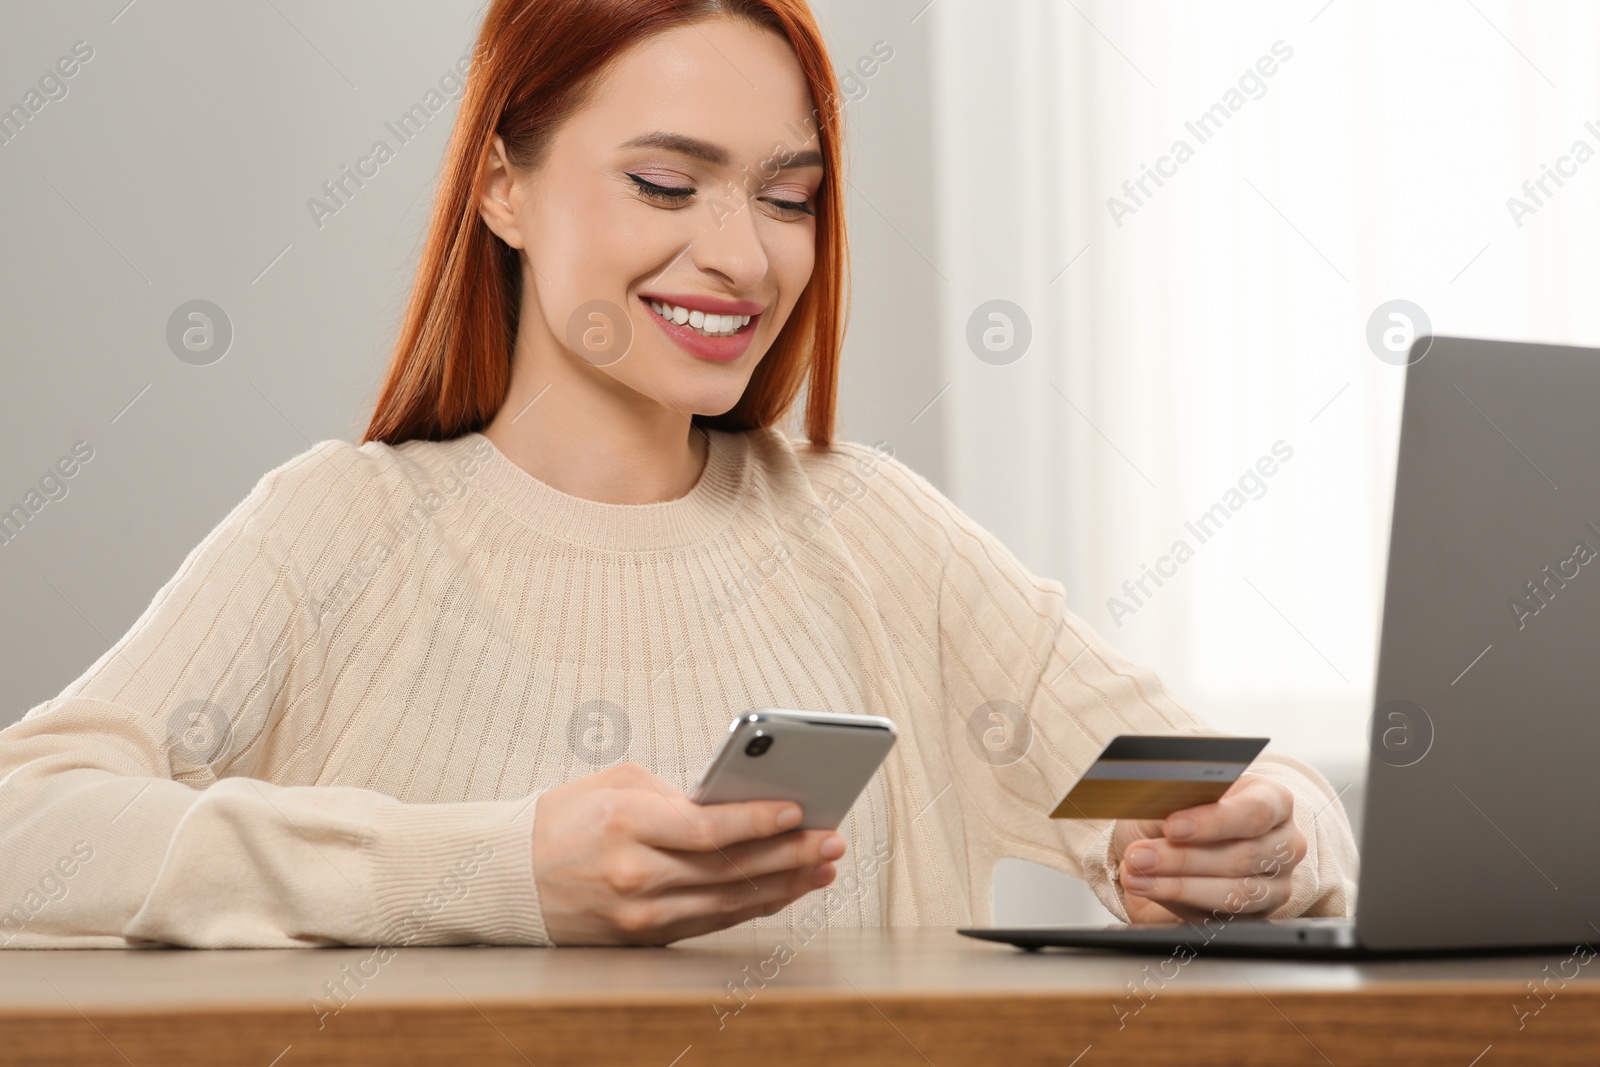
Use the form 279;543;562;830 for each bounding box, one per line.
960;335;1600;957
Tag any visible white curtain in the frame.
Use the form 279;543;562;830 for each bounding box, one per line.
928;0;1600;776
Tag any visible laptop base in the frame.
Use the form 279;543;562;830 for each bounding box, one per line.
959;918;1360;959
957;918;1578;960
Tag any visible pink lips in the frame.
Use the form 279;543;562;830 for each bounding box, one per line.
638;295;760;363
638;291;765;316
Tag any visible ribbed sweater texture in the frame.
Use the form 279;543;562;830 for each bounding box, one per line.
0;428;1358;947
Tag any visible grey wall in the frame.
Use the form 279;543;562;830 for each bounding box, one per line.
810;2;946;478
0;0;947;725
3;1;487;721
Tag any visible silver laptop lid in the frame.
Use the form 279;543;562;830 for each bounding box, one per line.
1358;335;1600;951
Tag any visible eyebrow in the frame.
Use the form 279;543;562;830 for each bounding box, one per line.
617;131;824;172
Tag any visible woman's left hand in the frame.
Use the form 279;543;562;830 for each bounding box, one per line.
1109;773;1306;923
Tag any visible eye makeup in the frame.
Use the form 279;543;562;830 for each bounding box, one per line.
624;172;816;217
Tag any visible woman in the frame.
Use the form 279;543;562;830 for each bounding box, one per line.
0;0;1356;949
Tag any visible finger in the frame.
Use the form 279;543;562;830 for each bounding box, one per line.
1109;817;1167;860
650;864;837;945
1110;816;1173;879
1119;826;1305;881
1124;895;1183;925
655;829;846;889
1161;775;1292;843
621;863;833;944
630;786;804;852
1120;870;1292;918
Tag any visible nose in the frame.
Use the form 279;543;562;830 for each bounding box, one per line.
687;180;770;293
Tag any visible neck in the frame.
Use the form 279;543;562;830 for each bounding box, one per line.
482;343;709;506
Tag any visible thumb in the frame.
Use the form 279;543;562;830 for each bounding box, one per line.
1131;817;1167;841
1112;817;1168;854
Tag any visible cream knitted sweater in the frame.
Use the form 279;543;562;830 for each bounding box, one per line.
0;428;1358;948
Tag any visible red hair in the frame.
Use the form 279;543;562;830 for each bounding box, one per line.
361;0;848;448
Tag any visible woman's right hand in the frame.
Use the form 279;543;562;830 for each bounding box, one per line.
530;761;846;945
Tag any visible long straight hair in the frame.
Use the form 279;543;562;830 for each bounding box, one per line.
362;0;848;448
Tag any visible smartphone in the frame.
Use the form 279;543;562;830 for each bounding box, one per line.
689;708;898;830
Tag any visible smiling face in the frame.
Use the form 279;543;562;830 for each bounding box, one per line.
479;17;824;423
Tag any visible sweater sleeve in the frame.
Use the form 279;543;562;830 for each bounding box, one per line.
898;457;1360;923
0;444;551;949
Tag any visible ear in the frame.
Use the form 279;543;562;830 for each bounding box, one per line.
478;135;524;248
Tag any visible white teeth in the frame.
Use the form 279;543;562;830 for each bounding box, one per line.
647;300;753;337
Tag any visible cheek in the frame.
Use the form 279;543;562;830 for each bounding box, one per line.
533;192;623;268
528;196;654;315
768;226;818;321
782;221;818;277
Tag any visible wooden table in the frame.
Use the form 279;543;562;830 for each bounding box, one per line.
3;925;1598;1065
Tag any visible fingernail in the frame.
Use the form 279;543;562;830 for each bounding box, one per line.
1123;873;1155;892
1127;846;1159;871
813;864;835;887
777;806;802;829
1167;816;1195;839
820;834;846;860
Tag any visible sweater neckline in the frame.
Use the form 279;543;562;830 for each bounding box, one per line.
455;429;748;552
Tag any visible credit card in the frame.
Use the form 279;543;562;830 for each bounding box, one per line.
1049;735;1269;820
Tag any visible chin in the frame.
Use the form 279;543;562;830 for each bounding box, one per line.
653;376;755;422
683;394;748;420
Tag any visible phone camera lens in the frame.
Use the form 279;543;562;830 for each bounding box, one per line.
744;734;773;757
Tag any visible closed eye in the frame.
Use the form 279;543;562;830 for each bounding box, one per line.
763;196;816;217
627;173;693;202
626;173;816;218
